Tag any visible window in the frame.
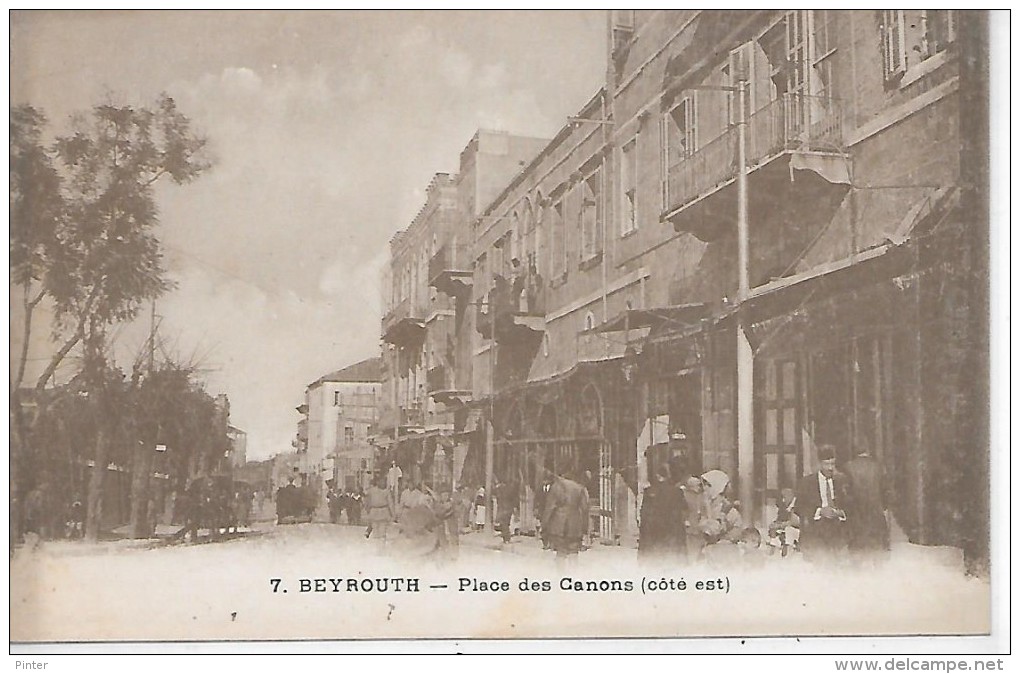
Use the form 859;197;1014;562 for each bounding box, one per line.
611;9;634;30
531;196;542;276
881;10;957;84
584;311;597;332
670;95;697;161
811;10;837;99
476;252;488;288
510;211;521;263
554;199;567;276
334;391;343;407
621;138;638;235
579;170;602;262
344;426;355;445
786;10;807;97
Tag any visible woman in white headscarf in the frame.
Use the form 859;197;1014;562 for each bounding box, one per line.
699;470;743;544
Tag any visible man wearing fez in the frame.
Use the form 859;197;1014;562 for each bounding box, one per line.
794;444;850;562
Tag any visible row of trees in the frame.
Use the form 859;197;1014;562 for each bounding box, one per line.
10;95;222;545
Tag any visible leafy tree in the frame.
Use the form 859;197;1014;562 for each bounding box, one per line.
9;95;211;544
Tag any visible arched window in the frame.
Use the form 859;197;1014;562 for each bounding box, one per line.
584;311;597;332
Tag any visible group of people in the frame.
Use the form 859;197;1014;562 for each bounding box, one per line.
361;476;465;563
637;444;891;567
639;461;755;567
353;466;596;567
325;481;363;526
792;445;890;564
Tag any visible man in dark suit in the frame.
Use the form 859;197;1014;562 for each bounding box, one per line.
844;448;891;560
794;444;850;563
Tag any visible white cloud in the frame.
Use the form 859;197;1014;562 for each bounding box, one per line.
220;66;263;94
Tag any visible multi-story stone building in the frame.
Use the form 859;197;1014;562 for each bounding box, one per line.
377;130;549;492
376;11;988;568
606;9;985;565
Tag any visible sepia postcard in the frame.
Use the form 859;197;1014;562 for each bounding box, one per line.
8;9;1006;654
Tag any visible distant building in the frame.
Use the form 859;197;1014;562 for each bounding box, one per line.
301;357;382;498
235;458;273;495
226;425;247;470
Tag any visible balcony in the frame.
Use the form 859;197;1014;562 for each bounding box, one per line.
427;364;470;407
664;93;849;241
428;243;473;297
399;404;424;429
381;297;425;347
474;273;545;344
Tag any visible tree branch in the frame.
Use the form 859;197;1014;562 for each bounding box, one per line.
33;281;104;393
28;288;47;310
33;326;83;393
142;168;167;187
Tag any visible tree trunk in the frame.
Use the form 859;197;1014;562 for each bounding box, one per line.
129;440;155;539
85;427;109;542
10;399;26;553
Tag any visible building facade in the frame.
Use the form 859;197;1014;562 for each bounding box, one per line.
226;425;247;470
377;130;549;492
376;10;988;567
298;357;381;501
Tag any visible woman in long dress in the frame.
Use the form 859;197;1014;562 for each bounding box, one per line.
473;486;486;531
364;476;394;543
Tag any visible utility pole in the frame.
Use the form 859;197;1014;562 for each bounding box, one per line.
148;299;156;377
129;299;159;538
484;318;495;536
734;76;755;521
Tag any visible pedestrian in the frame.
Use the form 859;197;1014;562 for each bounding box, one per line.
23;483;46;539
66;496;84;540
183;476;205;542
326;480;341;524
844;448;890;561
387;461;403;505
736;526;766;569
276;477;299;524
347;489;363;526
697;470;747;566
536;477;553;549
494;478;518;544
638;464;687;564
682;475;708;562
364;475;395;543
699;470;743;543
767;487;801;557
542;470;589;567
452;486;471;534
473;486;487;532
581;469;597;546
794;445;850;563
429;485;460;564
399;480;428;521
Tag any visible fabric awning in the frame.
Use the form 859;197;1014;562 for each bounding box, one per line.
583;304;710;334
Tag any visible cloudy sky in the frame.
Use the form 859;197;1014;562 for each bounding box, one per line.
11;10;607;460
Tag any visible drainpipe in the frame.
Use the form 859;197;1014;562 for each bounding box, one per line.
601;89;610;348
